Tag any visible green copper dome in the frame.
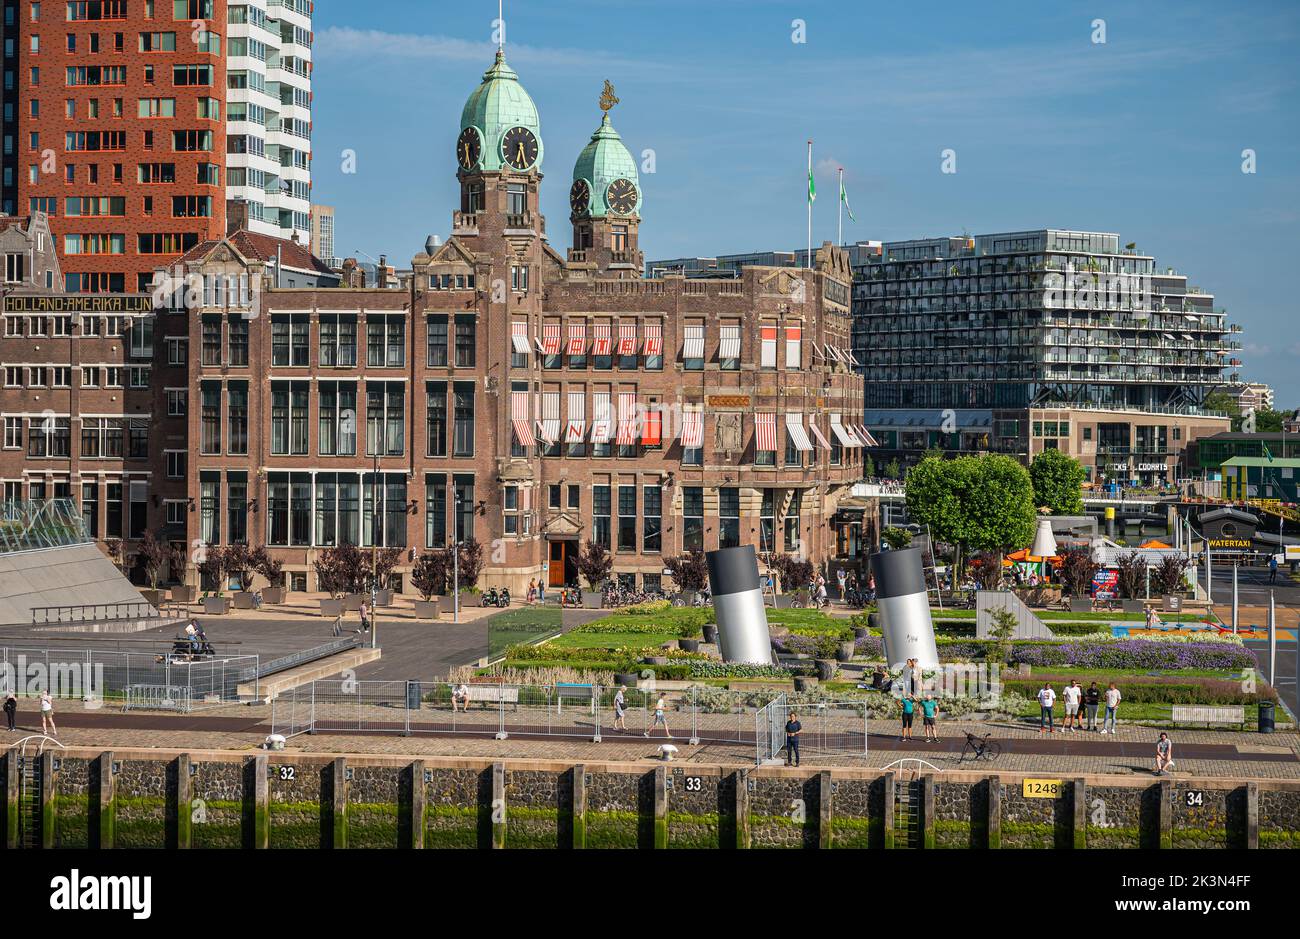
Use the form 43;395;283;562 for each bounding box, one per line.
460;51;543;173
572;113;641;218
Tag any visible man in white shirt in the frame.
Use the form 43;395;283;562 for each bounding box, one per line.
1062;680;1082;732
1102;683;1122;734
1037;683;1057;734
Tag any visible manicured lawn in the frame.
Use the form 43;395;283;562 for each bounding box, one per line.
548;630;679;651
931;608;1206;623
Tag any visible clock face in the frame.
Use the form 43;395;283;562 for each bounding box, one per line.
606;178;638;215
456;127;482;171
501;126;539;171
570;179;591;216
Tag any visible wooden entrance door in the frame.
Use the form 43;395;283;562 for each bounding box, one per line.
548;540;570;587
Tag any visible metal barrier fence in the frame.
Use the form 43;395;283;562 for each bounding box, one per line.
754;695;870;765
0;646;260;709
124;684;193;713
271;680;873;763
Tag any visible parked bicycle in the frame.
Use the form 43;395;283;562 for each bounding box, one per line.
958;732;1001;763
671;589;711;608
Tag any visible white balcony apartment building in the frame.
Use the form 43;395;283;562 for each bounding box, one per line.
224;0;313;244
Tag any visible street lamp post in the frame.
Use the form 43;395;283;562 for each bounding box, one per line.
452;488;463;624
370;418;380;650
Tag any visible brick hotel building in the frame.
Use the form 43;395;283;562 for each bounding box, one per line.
2;49;869;595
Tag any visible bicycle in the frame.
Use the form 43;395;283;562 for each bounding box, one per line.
958;732;1001;763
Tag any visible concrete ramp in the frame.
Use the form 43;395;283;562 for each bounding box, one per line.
0;543;145;625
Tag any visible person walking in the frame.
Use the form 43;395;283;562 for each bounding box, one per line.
1037;682;1056;734
784;710;802;766
645;694;670;738
613;685;627;731
1062;680;1082;732
1269;554;1279;584
3;692;16;731
1102;682;1122;734
1084;681;1101;731
836;567;847;602
39;690;56;736
921;693;940;742
1154;732;1175;775
900;694;916;742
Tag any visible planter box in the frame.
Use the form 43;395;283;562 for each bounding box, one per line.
1069;597;1093;613
815;659;837;681
232;592;257;610
202;597;230;616
614;672;641;687
413;600;440;620
320;598;344;617
262;587;286;605
853;627;869;640
702;624;719;645
793;676;818;692
867;613;880;629
343;594;365;612
582;592;603;609
170;585;196;604
835;641;856;663
139;589;163;607
1121;598;1145;614
437;596;458;615
773;595;794;609
679;639;700;653
375;589;395;607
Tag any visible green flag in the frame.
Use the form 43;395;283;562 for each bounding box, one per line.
840;176;856;222
808;167;816;204
1263;443;1274;463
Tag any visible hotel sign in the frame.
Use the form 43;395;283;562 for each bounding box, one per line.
706;394;751;409
3;294;154;314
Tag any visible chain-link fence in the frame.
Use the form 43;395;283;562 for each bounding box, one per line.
270;680;871;763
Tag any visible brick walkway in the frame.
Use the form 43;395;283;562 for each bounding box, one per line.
18;704;1300;779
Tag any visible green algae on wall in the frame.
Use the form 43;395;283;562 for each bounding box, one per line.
585;809;640;849
53;796;89;849
830;815;876;850
424;803;480;849
348;802;400;850
191;800;243;850
667;811;719;849
114;796;167;849
268;801;322;849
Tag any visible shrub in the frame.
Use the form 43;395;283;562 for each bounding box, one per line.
881;526;913;550
770;553;814;593
411;551;449;600
1152;555;1189;596
663;548;709;593
1059;546;1098;598
456;538;485;589
314;542;368;598
576;540;612;591
1115;551;1146;600
137;530;168;589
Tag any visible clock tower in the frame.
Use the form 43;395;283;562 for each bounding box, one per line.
569;83;644;279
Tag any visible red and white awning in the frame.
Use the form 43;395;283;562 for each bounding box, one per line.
642;404;662;445
539;391;561;444
829;413;858;448
809;417;832;450
593;322;613;356
541;323;562;356
511;391;535;447
683;324;705;360
510;321;531;355
567;321;586;356
591;392;612;443
643;322;663;357
617;322;638;356
857;425;880;447
681;410;703;449
785;412;814;452
615;391;638;445
565;390;586;443
756;412;777;452
720;325;741;360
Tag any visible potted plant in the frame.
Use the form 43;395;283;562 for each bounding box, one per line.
702;617;719;645
373;547;401;606
576;540;612;608
814;635;840;679
1115;551;1146;613
836;640;856;663
1059;547;1098;613
224;544;257;609
410;550;448;620
137;530;168;607
770;553;814;604
614;671;641;687
663;548;709;605
167;541;195;603
199;546;229;615
1152;555;1189;610
314;544;364;617
256;548;287;605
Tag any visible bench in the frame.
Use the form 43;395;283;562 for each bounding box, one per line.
460;685;520;710
1171;704;1246;729
555;682;595;714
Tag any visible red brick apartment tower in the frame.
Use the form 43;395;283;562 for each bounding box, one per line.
2;0;227;293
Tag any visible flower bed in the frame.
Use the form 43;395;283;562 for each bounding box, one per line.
1008;639;1257;672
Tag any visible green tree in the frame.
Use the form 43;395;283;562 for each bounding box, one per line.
884;458;901;480
880;526;913;550
1029;448;1085;514
1254;408;1285;433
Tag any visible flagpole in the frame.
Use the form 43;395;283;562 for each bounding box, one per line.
806;140;813;270
838;167;843;247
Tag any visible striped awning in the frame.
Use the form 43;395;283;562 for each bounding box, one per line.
565;390;586;443
511;390;534;447
617;322;638;356
616;391;638;445
756;412;777;452
510;321;531;355
540;391;561;444
830;413;858;447
720;325;741;360
811;343;824;361
683;324;705;359
643;322;663;357
845;349;861;366
591;392;612;443
593;322;613;356
541;323;562;356
858;425;880;447
681;410;703;449
642;405;662;445
785;412;813;452
809;417;832;450
567;321;586;356
825;344;843;363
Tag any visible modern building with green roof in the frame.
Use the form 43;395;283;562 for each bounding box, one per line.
1222;456;1300;502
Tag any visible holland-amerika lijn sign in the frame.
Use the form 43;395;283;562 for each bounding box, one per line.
3;295;154;314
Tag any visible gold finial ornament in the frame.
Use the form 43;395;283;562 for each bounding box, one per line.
599;80;619;113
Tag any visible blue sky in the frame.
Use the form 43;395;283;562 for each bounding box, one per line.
312;0;1300;406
